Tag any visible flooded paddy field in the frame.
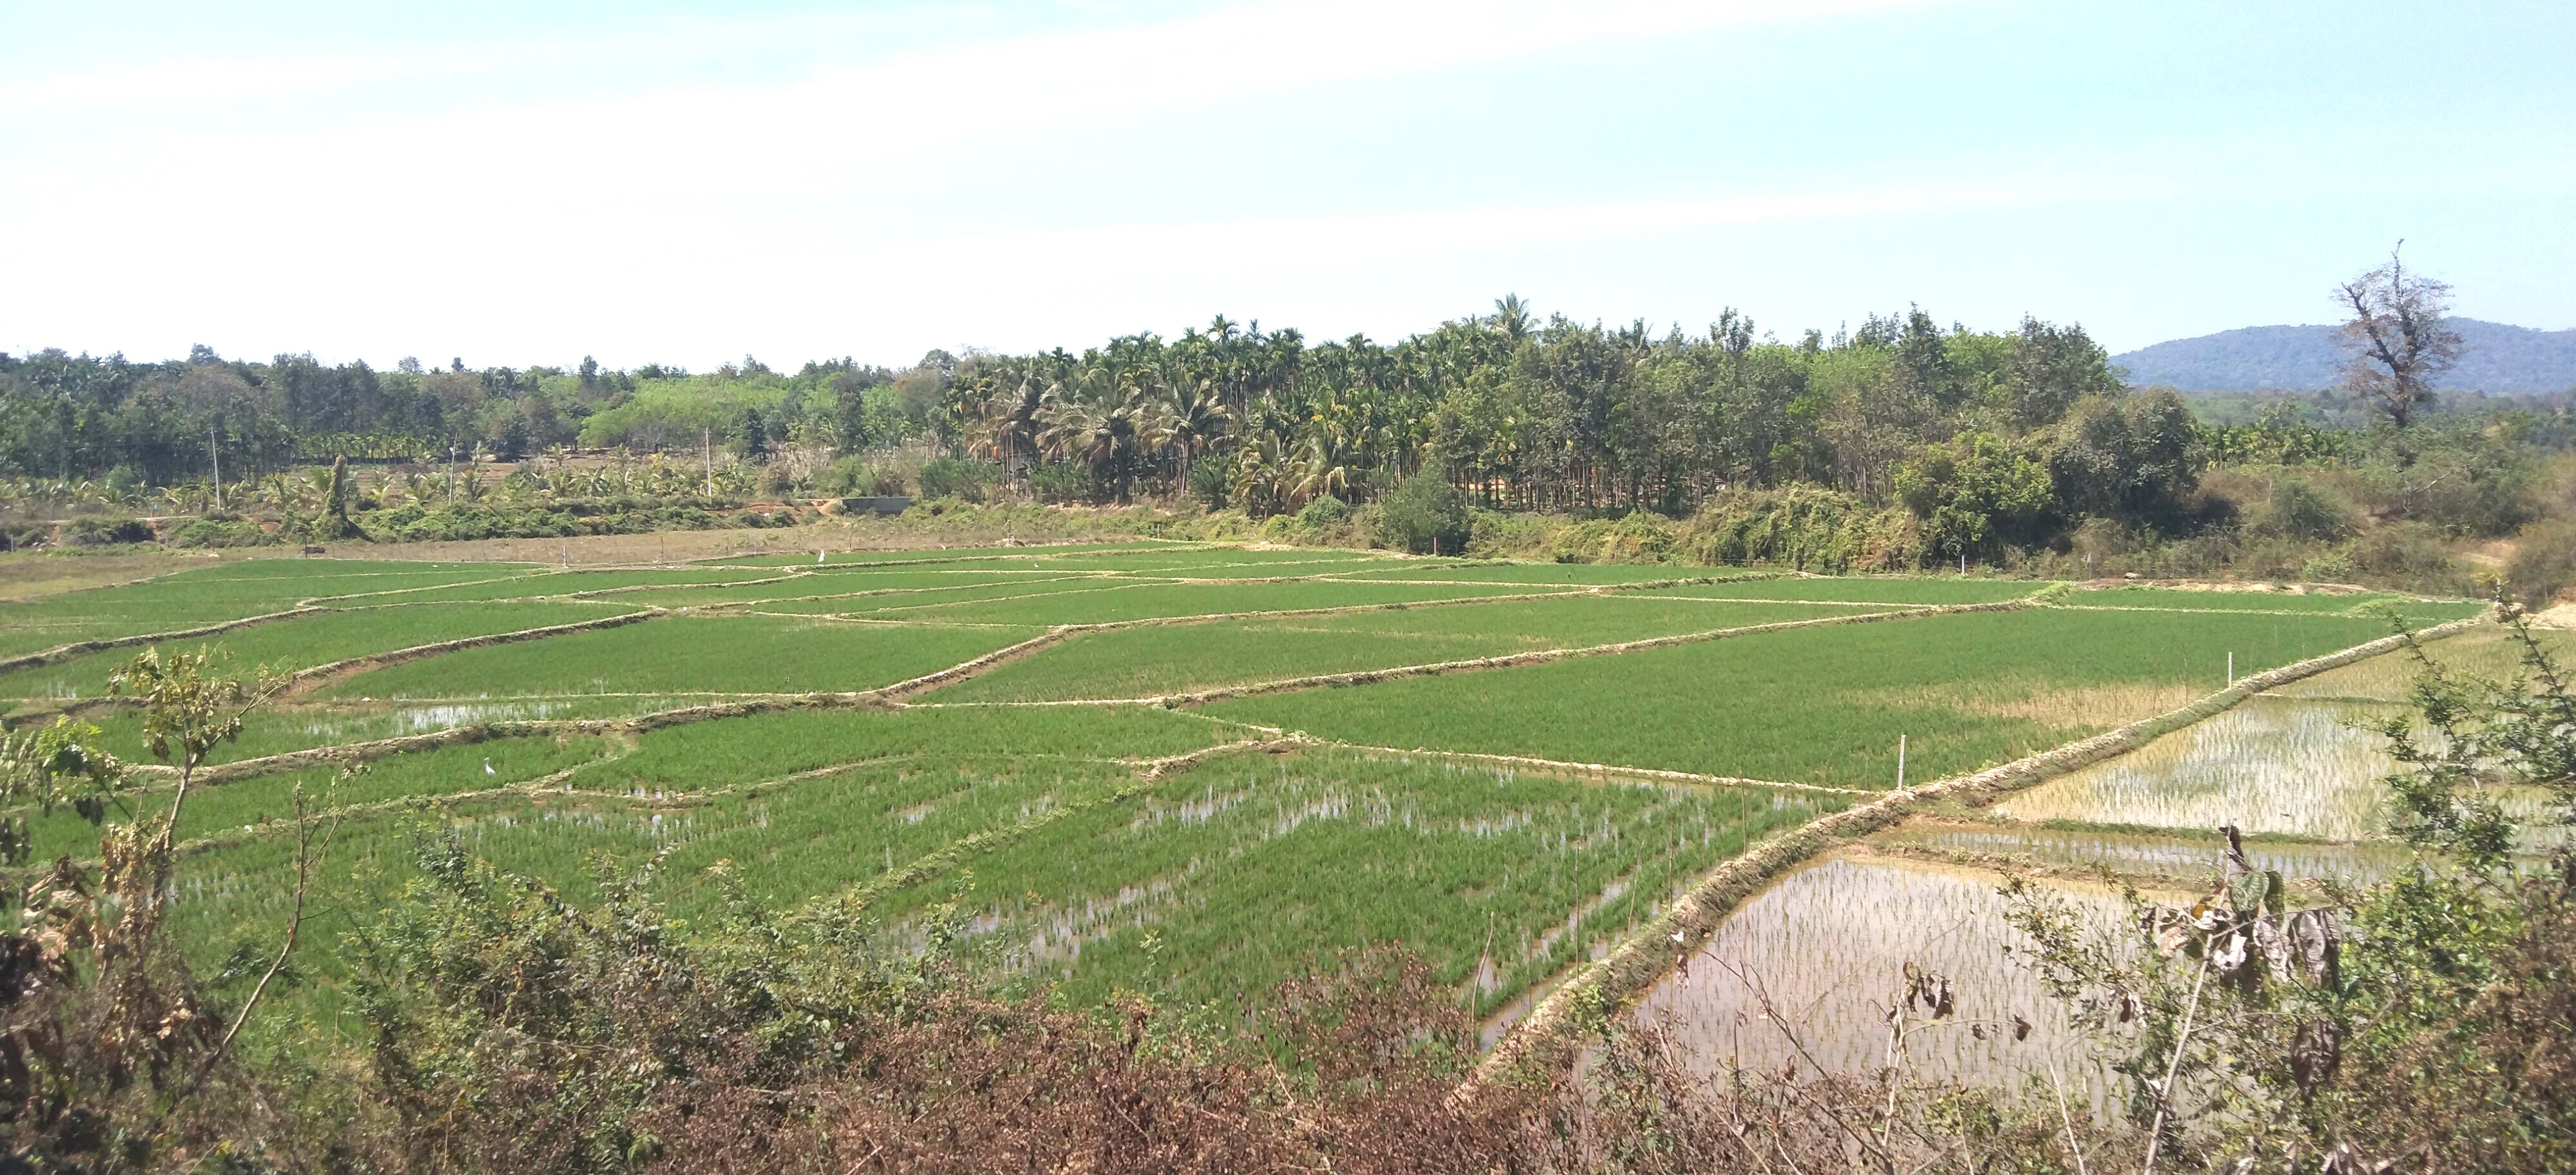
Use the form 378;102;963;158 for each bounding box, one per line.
1637;852;2160;1095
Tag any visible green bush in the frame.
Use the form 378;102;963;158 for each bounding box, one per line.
1295;496;1350;527
1374;470;1469;555
59;516;155;546
916;456;995;502
166;516;277;549
2250;475;2357;541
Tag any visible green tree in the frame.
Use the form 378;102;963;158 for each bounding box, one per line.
1892;431;2051;567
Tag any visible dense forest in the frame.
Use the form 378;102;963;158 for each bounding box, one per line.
5;296;2569;591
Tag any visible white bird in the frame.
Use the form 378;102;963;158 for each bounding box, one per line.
1669;929;1687;944
816;550;826;564
483;758;496;776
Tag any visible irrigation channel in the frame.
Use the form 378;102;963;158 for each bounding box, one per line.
1496;615;2550;1101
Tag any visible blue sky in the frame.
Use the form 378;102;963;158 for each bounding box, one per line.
4;0;2570;368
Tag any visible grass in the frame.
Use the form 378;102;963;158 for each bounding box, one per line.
937;597;1892;702
61;694;727;766
315;614;1043;699
0;600;634;698
1206;607;2394;787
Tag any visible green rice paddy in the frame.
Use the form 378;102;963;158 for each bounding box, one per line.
0;544;2486;1056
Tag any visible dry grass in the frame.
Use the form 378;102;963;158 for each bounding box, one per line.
0;549;222;601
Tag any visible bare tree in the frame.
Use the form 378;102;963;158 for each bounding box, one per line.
2335;242;2462;427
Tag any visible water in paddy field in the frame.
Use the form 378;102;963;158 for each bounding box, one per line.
1635;854;2145;1100
1993;695;2404;839
1874;821;2418;885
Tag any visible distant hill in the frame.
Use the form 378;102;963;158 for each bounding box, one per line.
2114;318;2576;393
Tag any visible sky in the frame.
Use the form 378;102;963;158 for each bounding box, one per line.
4;0;2572;370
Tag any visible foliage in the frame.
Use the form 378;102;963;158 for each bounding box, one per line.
2001;603;2576;1172
57;515;155;547
1374;466;1470;555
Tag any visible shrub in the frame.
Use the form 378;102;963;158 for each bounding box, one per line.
1374;469;1469;554
916;456;994;502
166;517;277;549
2250;475;2357;541
58;515;155;546
2507;515;2576;604
1295;496;1350;527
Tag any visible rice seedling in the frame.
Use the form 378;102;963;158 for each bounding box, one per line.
877;579;1567;625
752;576;1180;617
2065;584;2485;622
939;597;1890;703
1634;853;2146;1095
702;540;1175;567
2269;623;2568;701
1993;696;2409;839
1868;818;2418;884
0;560;541;656
616;569;1103;609
346;566;803;603
1206;608;2393;787
0;600;635;699
555;705;1235;794
6;733;610;863
1634;577;2049;605
856;748;1843;1014
313;613;1045;699
1329;562;1764;585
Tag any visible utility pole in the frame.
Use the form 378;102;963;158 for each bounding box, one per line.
208;420;222;511
1896;734;1908;790
703;427;713;498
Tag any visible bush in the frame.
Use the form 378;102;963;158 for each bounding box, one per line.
58;516;155;546
1029;462;1095;504
1374;470;1469;555
1295;496;1350;527
2250;475;2357;542
2508;516;2576;604
916;456;995;502
166;517;277;549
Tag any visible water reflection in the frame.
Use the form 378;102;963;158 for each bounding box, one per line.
1636;854;2148;1095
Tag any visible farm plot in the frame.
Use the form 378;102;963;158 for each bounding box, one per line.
1;543;2490;1075
314;613;1042;699
937;596;1897;703
1205;607;2392;787
705;541;1176;567
1632;576;2046;605
0;559;537;657
9;732;611;864
851;748;1847;1014
0;599;636;699
341;565;808;603
617;569;1104;609
873;578;1567;625
2065;584;2486;622
1330;561;1765;585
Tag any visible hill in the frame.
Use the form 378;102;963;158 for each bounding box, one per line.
2114;318;2576;393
